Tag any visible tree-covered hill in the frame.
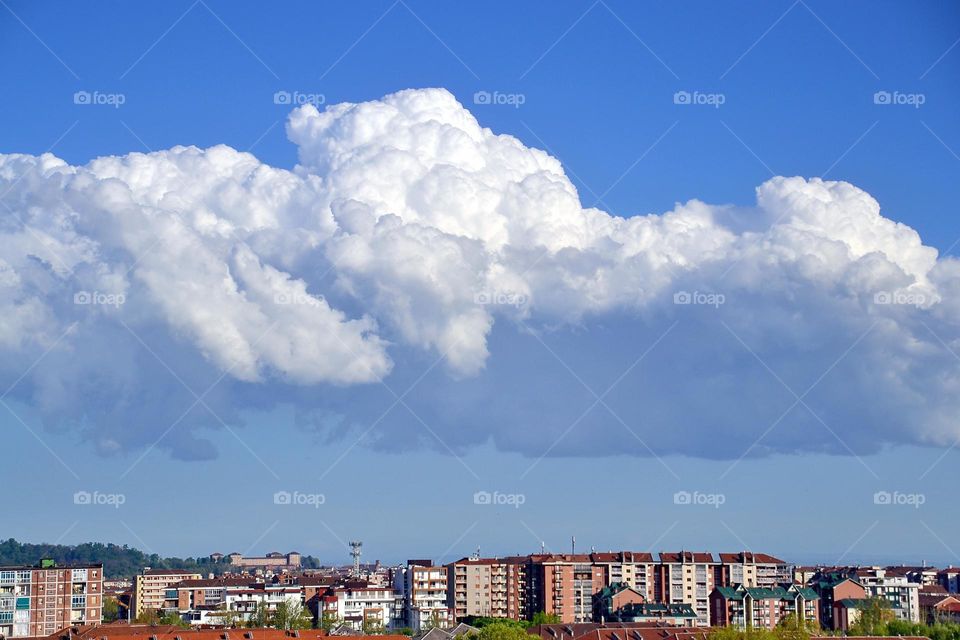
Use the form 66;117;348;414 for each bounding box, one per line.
0;539;322;579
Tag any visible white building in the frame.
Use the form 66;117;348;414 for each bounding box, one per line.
856;568;921;623
393;561;451;631
322;582;397;631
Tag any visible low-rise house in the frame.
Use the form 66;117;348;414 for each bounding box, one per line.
606;602;699;626
920;593;960;624
593;583;646;621
833;598;902;631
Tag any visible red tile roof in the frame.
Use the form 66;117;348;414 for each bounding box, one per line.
590;553;655;563
658;552;715;564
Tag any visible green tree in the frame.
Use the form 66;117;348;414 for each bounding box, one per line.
362;614;385;634
479;621;534;640
102;597;120;623
135;609;161;625
849;598;894;636
422;610;447;631
158;611;190;628
248;602;270;628
271;601;313;630
214;604;245;628
775;613;819;640
319;610;341;632
528;612;561;628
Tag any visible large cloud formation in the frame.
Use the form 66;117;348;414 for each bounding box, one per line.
1;88;957;461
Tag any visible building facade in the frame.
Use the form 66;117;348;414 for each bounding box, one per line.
655;552;717;626
527;555;606;624
394;560;451;630
223;552;302;570
0;562;103;637
709;584;819;629
132;569;201;620
447;556;527;621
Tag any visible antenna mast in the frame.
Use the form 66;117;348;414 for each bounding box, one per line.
349;541;363;577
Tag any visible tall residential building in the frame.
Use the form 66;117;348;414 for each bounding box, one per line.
589;552;656;602
655;552;717;626
447;556;527;621
393;561;451;630
131;569;201;620
716;553;792;588
527;554;605;624
0;562;103;637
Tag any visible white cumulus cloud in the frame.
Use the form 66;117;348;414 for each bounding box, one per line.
0;87;957;460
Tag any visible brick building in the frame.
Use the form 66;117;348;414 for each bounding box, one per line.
709;584;819;629
0;562;103;637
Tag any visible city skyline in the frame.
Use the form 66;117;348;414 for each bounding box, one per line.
1;0;959;566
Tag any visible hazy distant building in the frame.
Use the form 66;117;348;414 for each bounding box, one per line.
224;551;301;570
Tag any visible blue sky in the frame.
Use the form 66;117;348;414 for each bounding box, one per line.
1;0;960;567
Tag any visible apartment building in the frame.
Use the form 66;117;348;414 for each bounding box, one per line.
171;576;258;616
132;569;202;620
654;552;716;626
394;560;451;630
230;583;303;621
0;562;103;637
526;554;605;624
854;567;920;623
716;553;792;589
589;553;656;602
447;556;528;621
709;584;819;629
809;573;867;629
939;568;960;594
446;550;790;625
321;581;396;631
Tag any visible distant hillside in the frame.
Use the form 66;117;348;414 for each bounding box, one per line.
0;539;322;579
